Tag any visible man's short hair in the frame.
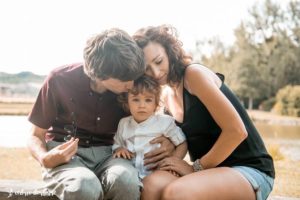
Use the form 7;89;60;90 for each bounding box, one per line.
83;28;145;81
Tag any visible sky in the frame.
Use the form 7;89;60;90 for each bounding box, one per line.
0;0;260;75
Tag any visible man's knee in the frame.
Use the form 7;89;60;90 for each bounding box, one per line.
101;158;141;199
50;170;103;200
64;175;102;200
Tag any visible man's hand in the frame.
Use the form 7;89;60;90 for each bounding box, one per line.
40;137;79;168
113;147;134;159
143;136;175;169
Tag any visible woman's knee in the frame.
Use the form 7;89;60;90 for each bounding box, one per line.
142;171;177;197
161;181;182;200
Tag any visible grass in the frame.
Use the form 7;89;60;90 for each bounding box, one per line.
264;140;300;198
0;101;34;115
268;143;285;161
0;147;42;180
272;159;300;197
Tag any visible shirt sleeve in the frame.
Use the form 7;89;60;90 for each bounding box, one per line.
163;116;186;146
112;118;126;151
28;73;58;129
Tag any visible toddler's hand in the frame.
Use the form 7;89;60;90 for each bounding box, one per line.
113;147;134;159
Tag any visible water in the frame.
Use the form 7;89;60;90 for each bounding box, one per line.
0;115;31;147
255;122;300;140
255;122;300;161
0;115;299;148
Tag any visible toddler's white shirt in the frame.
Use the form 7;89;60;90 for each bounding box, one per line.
112;114;186;179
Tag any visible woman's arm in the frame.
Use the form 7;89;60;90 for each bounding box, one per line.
184;65;248;169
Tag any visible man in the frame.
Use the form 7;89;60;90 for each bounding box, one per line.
27;28;146;200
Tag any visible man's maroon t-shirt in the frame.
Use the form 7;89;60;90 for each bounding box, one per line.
28;63;127;146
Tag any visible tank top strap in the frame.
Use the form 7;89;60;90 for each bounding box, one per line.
216;72;225;82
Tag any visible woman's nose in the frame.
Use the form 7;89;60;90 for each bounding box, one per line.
148;66;160;79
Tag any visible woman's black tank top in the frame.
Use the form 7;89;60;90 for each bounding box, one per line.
178;73;275;178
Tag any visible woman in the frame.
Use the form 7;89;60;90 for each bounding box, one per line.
133;25;275;200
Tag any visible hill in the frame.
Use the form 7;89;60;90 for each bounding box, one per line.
0;71;46;101
0;71;45;84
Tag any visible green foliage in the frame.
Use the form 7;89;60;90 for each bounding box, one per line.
194;0;300;112
0;72;45;99
274;85;300;117
0;72;45;84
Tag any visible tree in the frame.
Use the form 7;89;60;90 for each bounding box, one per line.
194;0;300;111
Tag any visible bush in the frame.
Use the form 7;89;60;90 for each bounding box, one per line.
267;143;284;161
273;85;300;117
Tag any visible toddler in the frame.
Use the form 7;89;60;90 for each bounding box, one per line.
113;75;187;179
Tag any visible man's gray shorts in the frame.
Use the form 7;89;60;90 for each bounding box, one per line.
43;141;141;200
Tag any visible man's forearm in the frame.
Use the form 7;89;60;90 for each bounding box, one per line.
173;141;188;159
27;135;47;165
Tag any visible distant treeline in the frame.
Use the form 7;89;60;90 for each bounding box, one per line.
0;71;45;84
0;71;45;100
193;0;300;115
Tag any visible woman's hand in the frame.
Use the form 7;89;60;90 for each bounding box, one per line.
158;156;194;176
143;136;175;169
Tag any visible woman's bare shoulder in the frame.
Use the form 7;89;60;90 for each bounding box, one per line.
185;64;215;76
184;64;218;93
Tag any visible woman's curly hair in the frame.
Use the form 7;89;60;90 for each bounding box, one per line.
133;24;192;86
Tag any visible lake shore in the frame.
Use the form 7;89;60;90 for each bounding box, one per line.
0;101;34;116
248;110;300;126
